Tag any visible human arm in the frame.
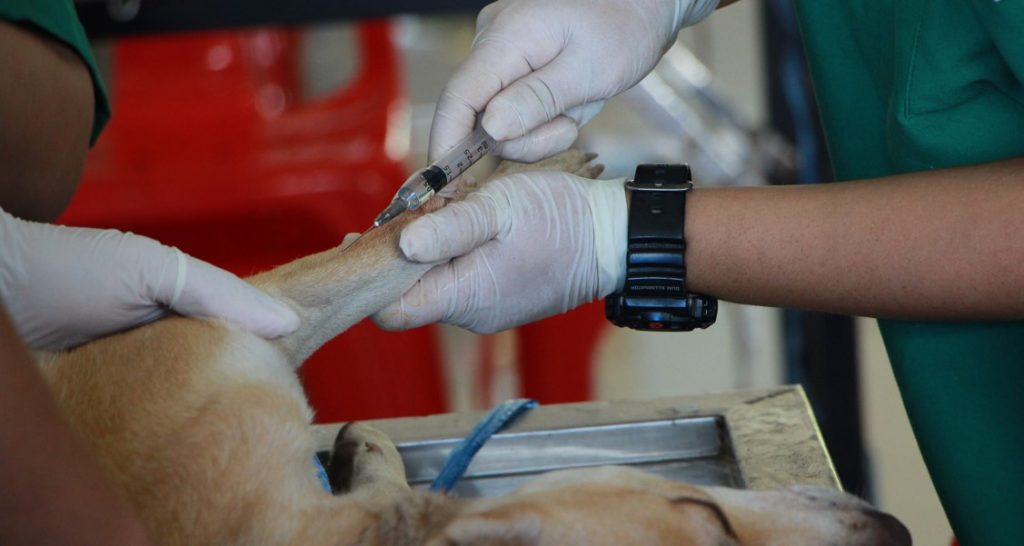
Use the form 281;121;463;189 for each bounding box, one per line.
0;305;156;546
0;20;94;221
0;209;300;350
430;0;728;163
685;157;1024;319
375;157;1024;332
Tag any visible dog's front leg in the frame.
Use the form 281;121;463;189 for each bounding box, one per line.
247;149;604;368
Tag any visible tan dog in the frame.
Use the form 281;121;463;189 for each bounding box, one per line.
36;152;911;546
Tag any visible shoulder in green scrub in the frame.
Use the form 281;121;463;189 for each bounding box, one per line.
0;0;110;144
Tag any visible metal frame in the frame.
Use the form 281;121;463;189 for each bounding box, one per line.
313;385;840;494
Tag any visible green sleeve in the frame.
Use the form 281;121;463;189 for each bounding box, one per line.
971;0;1024;88
0;0;110;145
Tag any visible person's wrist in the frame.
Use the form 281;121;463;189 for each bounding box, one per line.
681;184;710;295
584;178;628;298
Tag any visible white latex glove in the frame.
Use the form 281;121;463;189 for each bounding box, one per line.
0;209;300;350
430;0;720;163
374;172;627;334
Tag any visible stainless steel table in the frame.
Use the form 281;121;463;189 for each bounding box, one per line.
314;385;839;498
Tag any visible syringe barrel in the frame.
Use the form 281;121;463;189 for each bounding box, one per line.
396;183;430;211
421;166;448;191
433;125;495;183
394;168;442;211
392;126;495;213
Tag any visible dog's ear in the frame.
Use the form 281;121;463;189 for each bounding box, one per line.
326;423;358;494
668;493;741;545
427;507;542;546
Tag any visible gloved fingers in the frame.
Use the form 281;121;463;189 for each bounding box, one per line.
374;253;506;334
163;253;301;338
480;54;598;143
429;27;552;160
472;0;512;36
491;116;579;163
399;185;511;263
372;263;457;331
564;99;606;128
490;99;606;162
0;220;296;349
679;0;721;29
430;85;488;162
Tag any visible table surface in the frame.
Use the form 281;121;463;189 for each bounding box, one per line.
313;385;841;492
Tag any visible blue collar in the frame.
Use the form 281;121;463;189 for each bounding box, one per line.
430;398;538;494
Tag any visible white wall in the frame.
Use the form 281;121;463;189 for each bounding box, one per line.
859;318;953;545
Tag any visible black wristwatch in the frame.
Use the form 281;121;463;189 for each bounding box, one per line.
605;164;717;331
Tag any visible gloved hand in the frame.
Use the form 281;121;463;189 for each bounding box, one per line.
373;172;627;334
0;209;300;350
430;0;720;163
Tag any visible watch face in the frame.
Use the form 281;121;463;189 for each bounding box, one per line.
605;293;717;332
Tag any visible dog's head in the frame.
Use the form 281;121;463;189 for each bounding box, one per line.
426;466;911;546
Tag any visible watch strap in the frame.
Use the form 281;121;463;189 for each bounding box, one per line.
624;165;690;301
606;164;717;331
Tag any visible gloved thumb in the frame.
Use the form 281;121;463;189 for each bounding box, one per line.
492;100;605;163
399;186;511;263
149;247;300;338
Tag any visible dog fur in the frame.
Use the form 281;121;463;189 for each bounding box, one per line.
36;151;911;545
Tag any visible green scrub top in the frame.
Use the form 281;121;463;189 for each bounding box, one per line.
792;1;1024;545
0;0;109;144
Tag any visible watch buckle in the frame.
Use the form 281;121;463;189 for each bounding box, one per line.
625;180;694;192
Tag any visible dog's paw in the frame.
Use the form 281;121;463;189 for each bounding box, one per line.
327;422;406;495
573;152;605;179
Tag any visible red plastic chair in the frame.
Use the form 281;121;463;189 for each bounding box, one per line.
516;302;608;403
59;22;445;422
475;301;608;408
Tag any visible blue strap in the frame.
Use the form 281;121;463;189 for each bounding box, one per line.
314;454;332;492
430;398;538;493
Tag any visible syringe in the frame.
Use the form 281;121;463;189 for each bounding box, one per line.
374;124;496;227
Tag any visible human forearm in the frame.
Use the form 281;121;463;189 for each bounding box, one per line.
386;157;1024;333
0;21;94;221
686;158;1024;320
0;307;154;545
